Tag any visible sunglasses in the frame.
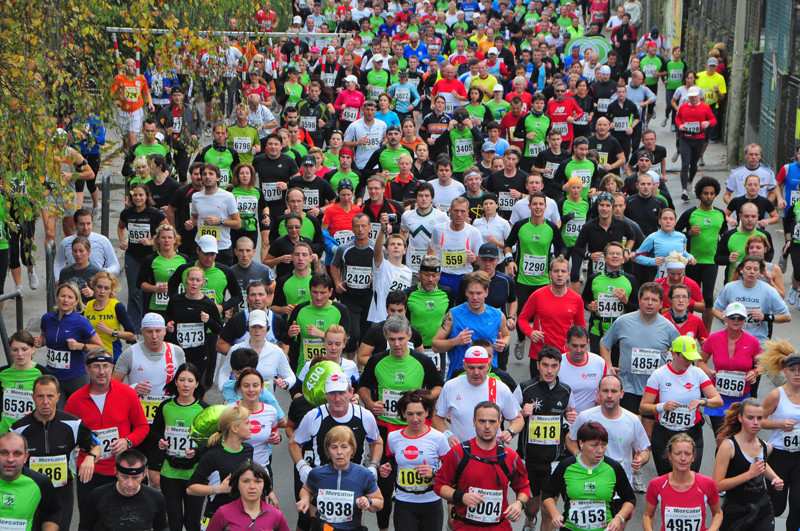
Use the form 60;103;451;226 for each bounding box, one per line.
727;315;746;321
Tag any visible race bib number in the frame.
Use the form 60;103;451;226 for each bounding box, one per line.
783;426;800;452
528;415;560;445
141;395;169;423
382;388;403;420
334;230;355;246
597;99;611;113
409;248;427;269
322;73;336;87
300;115;317;132
466;488;503;524
397;468;433;492
29;455;68;488
794;223;800;241
590;258;606;275
574;113;589;126
2;388;33;420
236;195;258;216
715;370;746;398
176;322;205;349
233;137;252;153
342;107;358;121
642;64;658;77
303;338;325;361
444;100;457;115
128;222;150;243
664;506;702;531
742;302;761;329
165;426;192;457
702;89;715;104
613;116;629;131
96;427;119;459
47;349;71;370
442;249;466;268
303;189;320;209
790;190;800;206
123;86;140;102
369;223;382;242
527;142;545;157
684;122;701;134
219;168;230;188
498;192;515;211
345;265;372;289
365;133;382;150
261;182;282;202
670;69;684;81
572;169;591;188
564;217;585;237
173;117;183;133
424;348;442;372
544;162;559;178
317;489;354;523
389;271;412;292
155;283;170;306
630;347;662;375
522;254;546;276
198;225;221;242
659;406;694;431
395;88;410;102
552;121;568;135
454;138;473;157
597;292;623;319
202;288;217;301
569;500;607;530
369;86;384;100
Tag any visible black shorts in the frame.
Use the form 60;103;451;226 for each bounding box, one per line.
685;263;719;306
526;460;553;497
201;78;220;103
620;392;643;415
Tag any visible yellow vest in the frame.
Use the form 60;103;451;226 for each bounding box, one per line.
83;298;124;358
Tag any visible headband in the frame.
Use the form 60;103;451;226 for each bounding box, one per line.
419;263;441;273
116;462;146;475
86;356;115;366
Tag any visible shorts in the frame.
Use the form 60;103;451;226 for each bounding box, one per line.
620;392;643;415
45;190;77;218
525;460;553;497
116;107;144;133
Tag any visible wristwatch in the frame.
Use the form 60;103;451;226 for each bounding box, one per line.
125;438;132;449
112;330;119;338
88;452;100;461
507;428;516;437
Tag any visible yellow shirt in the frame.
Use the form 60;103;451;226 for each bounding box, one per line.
470;74;499;102
83;298;124;358
695;71;726;108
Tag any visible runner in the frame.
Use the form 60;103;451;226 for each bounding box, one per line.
111;57;155;151
0;331;52;433
207;461;290;531
557;326;610;415
428;197;483;293
368;218;413;324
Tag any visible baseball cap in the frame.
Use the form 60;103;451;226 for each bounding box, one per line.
482;141;496;152
373;55;385;63
248;309;268;327
725;302;748;319
464;346;490;364
141;313;166;329
197;234;218;254
171;85;185;94
339;147;355;159
598;65;611;75
647;41;658;48
286;65;299;74
344;75;358;84
478;243;500;259
687;86;702;97
386;125;401;133
302;154;317;166
338;178;354;192
487;47;499;55
468;41;479;49
671;335;701;361
707;57;719;66
492;84;504;92
326;46;337;53
310;46;320;53
292;15;302;24
786;353;800;367
398;68;409;76
325;372;350;393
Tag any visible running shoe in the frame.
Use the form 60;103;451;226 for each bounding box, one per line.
632;470;646;493
661;117;668;127
28;268;39;290
681;189;689;202
671;152;679;163
522;516;538;531
698;157;705;167
787;287;799;306
514;341;526;360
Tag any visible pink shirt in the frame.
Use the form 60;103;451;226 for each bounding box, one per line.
702;329;761;396
645;473;720;531
334;89;366;120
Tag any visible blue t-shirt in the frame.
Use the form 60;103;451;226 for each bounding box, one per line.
306;463;379;529
375;110;401;127
40;311;97;380
713;280;789;344
446;304;503;378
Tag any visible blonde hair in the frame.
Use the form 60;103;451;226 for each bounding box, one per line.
664;250;688;268
324;324;348;342
324;425;357;457
757;340;799;376
90;271;121;297
133;155;149;169
208;406;251;447
55;283;85;313
153;225;181;253
184;266;205;284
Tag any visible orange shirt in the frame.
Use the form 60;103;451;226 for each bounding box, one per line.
112;74;149;113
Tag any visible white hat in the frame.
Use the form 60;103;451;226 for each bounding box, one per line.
725;302;748;319
687;86;702;98
598;65;611;75
141;313;166;329
293;15;302;24
487;47;499;55
248;309;268;327
325;372;350;393
492;84;504;92
197;234;219;254
464;346;490;364
344;75;358;84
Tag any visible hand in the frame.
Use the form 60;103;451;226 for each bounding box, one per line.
335;281;347;293
184;219;194;230
772;476;785;491
493;338;506;352
356;496;372;510
96;321;113;335
778;198;787;211
612;288;628;303
632;451;643;472
416;459;434;478
749;309;765;322
607;515;625;531
522;403;534;417
184;448;196;459
268;491;280;508
552;515;566;528
447;434;460;447
360;136;369;145
588;300;599;311
288;321;301;337
701;121;710;130
306;325;325;338
281;254;293;263
625;126;633;135
371;401;384;416
565;407;577;423
119;240;129;251
78;454;95;482
466;250;477;263
81;285;94;299
166;321;175;333
110;438;129;456
275;377;288;389
199;311;209;323
217;474;232;494
461;491;483;508
506;317;516;331
455;328;473;346
688;224;701;236
749;458;767;479
528;330;545;343
267;430;281;444
262;214;271;227
380;462;392;478
133;381;153;396
497;430;513;444
503;500;524;522
66;338;83;351
296;499;310;513
729;251;740;263
505;261;518;277
158;438;169;450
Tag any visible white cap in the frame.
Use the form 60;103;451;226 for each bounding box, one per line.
293;15;302;24
492;84;504;92
197;234;219;254
598;65;611;75
325;372;350;393
141;313;166;329
344;75;358;84
155;131;165;142
687;86;702;97
464;346;490;364
487;47;499;55
248;309;268;327
725;302;748;318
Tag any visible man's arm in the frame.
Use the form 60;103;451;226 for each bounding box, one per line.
100;236;121;275
432;310;458;353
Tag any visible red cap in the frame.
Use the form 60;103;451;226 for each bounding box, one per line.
340;147;355;159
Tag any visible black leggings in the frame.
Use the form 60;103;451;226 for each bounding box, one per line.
767;448;800;531
679;136;705;189
0;249;9;296
685;262;719;306
393;499;444;531
651;422;704;476
75;152;99;194
8;220;35;269
788;243;800;283
161;475;204;531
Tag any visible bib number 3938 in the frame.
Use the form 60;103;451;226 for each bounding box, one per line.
317;489;354;523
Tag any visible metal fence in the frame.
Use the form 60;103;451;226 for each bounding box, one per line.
0;292;24;365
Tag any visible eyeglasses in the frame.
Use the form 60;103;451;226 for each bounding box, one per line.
555;89;566;93
671;295;690;300
727;315;746;321
253;60;264;64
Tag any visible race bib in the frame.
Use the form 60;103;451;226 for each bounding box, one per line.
564;217;585;237
365;133;382;150
96;427;119;459
664;506;702;531
424;348;442;372
2;388;33;420
173;117;183;133
29;455;68;488
742;302;761;329
528;415;560;445
334;230;355;246
444;100;457;115
794;223;800;241
141;394;169;424
684;122;701;134
574;113;589;126
123;85;141;102
342;107;358;121
317;489;354;523
303;338;326;361
395;88;410;102
233;137;252;153
613;116;629;131
659;405;694;431
300;115;317;132
261;182;282;202
522;254;546;276
572;169;591;188
369;223;382;242
790;190;800;205
176;322;205;349
498;192;515;211
236;195;258;216
527;142;545;157
128;222;150;243
155;283;170;306
202;288;217;301
47;349;71;370
551;121;568;135
597;292;623;319
642;64;658;77
783;426;800;452
544;162;559;178
165;425;192;457
590;258;606;275
322;73;336;87
442;249;466;268
702;89;715;104
669;69;684;81
219;168;230;188
346;265;372;289
466;488;503;523
630;347;661;375
408;248;427;269
715;370;746;398
369;86;384;100
382;388;404;420
303;189;320;209
597;99;611;113
454;138;473;157
198;225;221;242
569;499;607;530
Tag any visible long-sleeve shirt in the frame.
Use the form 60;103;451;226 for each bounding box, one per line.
54;233;121;277
633;230;693;267
518;286;586;360
675;101;717;140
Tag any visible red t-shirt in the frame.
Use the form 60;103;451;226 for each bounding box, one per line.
546;97;584;142
499;111;524;149
505;91;532;113
518;286;586;359
432;77;467;99
675;102;717;140
663;312;709;346
701;329;761;397
655;276;703;312
645;473;720;531
322;203;363;236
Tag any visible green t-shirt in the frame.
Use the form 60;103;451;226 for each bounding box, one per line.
202;146;235;188
561;159;597;201
328;170;360;192
554;456;627;531
407;286;451;346
0;199;8;251
295;302;345;367
278;215;316;240
0;364;48;433
379;147;408;176
283;83;304;108
369;16;384;30
557;15;572;28
0;470;50;530
509;219;561;286
227;125;260;165
791;201;800;243
588;273;633;336
359;31;376;47
560;198;589;247
521;113;550;159
230;187;261;232
365;351;430;425
665;60;686;90
289;142;309;159
465;103;489;122
323;152;340;170
685;206;725;264
486;99;511;121
726;229;759;280
180;264;229;304
159;398;208;480
640;55;665;86
282;273;313;307
367;69;389;99
449;127;477;173
149;254;187;311
134;142;168;160
523;12;540;28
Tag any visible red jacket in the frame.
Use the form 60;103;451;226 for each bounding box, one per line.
518;286;586;360
65;379;150;476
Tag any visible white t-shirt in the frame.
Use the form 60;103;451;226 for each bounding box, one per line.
472;215;512;246
387;428;450;503
192;188;239;251
435;375;521;442
429;223;483;275
569;406;651;482
367;258;413;323
217;340;297;393
510;197;561;226
401;208;450;272
558;352;609;414
644;364;712;430
343;119;388;170
430;180;467;213
235;401;280;466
